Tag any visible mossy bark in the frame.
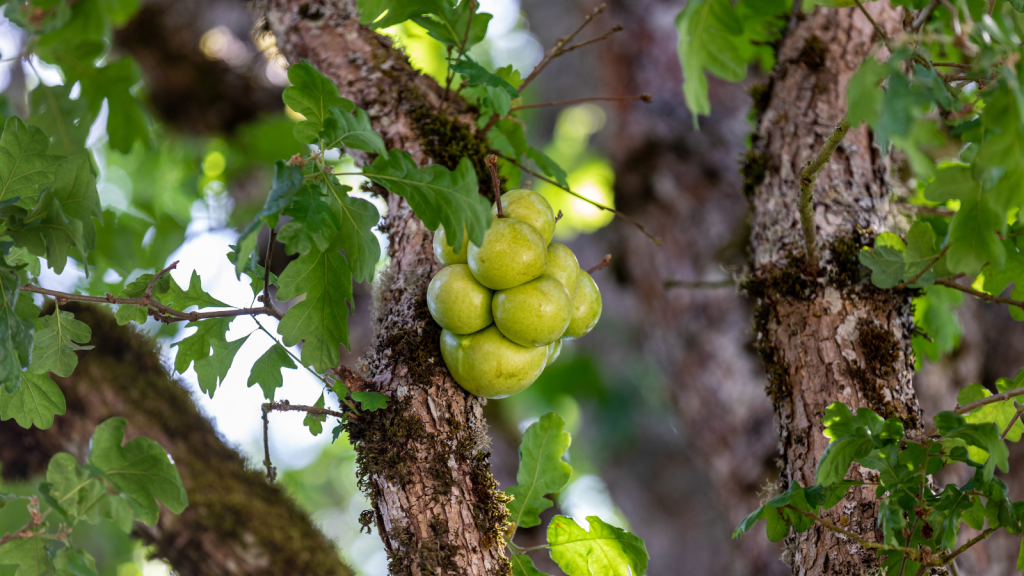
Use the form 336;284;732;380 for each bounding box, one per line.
258;2;511;574
0;303;354;576
748;5;927;574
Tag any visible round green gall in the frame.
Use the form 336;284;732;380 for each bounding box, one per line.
427;264;493;334
440;326;548;398
544;243;580;297
563;270;602;339
467;218;546;290
492;274;571;347
433;224;469;265
546;339;562;366
493;189;555;244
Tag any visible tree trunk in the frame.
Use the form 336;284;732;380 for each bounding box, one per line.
258;2;511;575
0;303;354;576
748;5;924;574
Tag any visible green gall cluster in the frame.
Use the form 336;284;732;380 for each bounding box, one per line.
428;189;602;398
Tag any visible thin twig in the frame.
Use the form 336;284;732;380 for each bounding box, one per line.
940;527;997;565
144;260;178;304
0;497;45;547
554;25;624;56
554;210;563;223
988;0;996;15
1002;405;1024;439
509;94;650;113
911;0;939;32
587;254;611;274
783;505;922;561
261;404;276;482
931;61;970;68
487;155;503;217
954;384;1024;414
492;152;662;245
936;276;1024;319
897;244;950;288
261;228;280;316
20;285;283;323
853;0;892;49
664;279;736;290
893;201;955;217
519;3;606;92
799;117;851;271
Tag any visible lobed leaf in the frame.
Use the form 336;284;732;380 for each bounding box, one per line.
247;343;296;402
194;335;249;398
29;309;93;378
282;60;355;144
505;413;573;530
547;516;648;576
0;370;66;429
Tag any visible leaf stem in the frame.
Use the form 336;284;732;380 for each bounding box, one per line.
1002;405;1024;439
939;527;997;565
935;276;1024;321
897;244;950;288
144;260;178;304
783;505;922;561
799;117;851;271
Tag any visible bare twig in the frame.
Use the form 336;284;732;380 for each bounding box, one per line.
664;279;736;290
853;0;892;49
988;0;996;16
893;201;955;217
144;260;179;304
935;276;1024;319
555;25;624;56
520;3;607;92
261;228;280;316
487;154;503;217
954;384;1024;415
587;254;611;274
911;0;939;32
939;527;997;565
492;152;662;245
554;210;563;223
931;61;970;68
261;404;276;482
1002;405;1024;439
0;497;45;547
509;94;650;113
897;244;950;288
799;117;851;271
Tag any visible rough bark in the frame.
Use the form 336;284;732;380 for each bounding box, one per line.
748;5;924;574
0;303;353;576
258;2;510;575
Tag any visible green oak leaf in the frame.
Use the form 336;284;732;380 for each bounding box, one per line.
278;184;342;255
451;56;519;97
816;431;875;486
364;150;490;249
0;116;62;205
160;271;229;311
304;392;327;435
171;317;232;373
30;309;93;378
6;189;89;275
935;412;1009;481
82;59;151;153
525;147;568;189
0;537;53;576
505;413;573;530
88;417;188;525
489;119;528;160
510;553;549;576
923;164;973;202
276;242;353;372
859;232;907;289
351;391;388;412
282;60;355;144
247;343;296;401
357;0;436;29
324;177;380;283
254;160;304;227
42;452;99;521
50;155;101;250
982;250;1024;321
676;0;747;127
28;83;92;157
232;225;261;279
0;370;66;429
321;105;388;158
946;192;1005;275
547;516;649;576
54;548;98;576
0;262;32;391
194;335;249;398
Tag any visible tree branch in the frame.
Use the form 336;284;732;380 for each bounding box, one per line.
509;94;650;113
897;244;950;288
799;117;851;271
492;151;662;245
144;260;178;304
586;254;611;274
19;285;283;323
939;527;997;565
265;400;352;420
1002;405;1024;439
